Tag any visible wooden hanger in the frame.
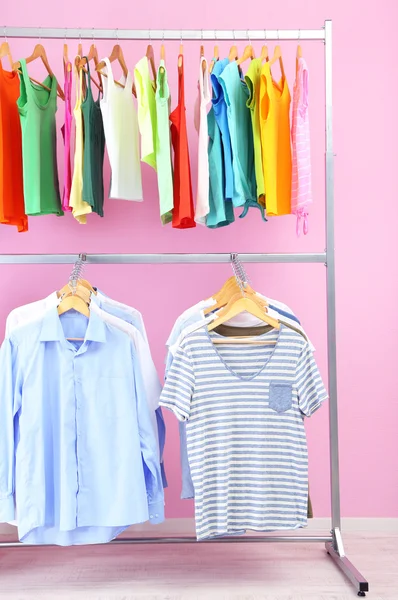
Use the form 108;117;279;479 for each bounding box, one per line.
13;44;65;100
178;40;184;68
209;45;219;74
0;41;13;69
297;44;303;59
63;43;71;72
268;45;285;92
78;44;103;92
96;45;137;96
229;44;238;62
199;44;207;75
160;43;166;62
146;44;157;82
260;45;269;62
57;286;91;319
208;291;280;333
237;44;255;66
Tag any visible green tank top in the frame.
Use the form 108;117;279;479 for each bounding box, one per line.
81;59;105;217
17;59;63;216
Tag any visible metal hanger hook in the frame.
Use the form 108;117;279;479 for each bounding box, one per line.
39;25;41;41
116;28;119;42
264;28;267;41
247;29;251;46
64;27;67;41
180;29;183;44
277;29;279;41
201;28;203;41
298;28;301;40
92;27;95;44
149;29;152;43
3;26;7;42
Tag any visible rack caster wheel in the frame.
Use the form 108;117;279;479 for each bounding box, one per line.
357;592;366;597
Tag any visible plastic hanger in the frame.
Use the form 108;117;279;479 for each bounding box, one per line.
78;43;103;92
13;44;65;100
228;44;238;61
96;44;137;97
178;32;184;68
209;44;219;74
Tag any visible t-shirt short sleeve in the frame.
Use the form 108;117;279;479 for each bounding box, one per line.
159;345;194;421
295;343;328;417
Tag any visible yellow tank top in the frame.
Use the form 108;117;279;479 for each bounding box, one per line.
260;62;292;216
69;65;92;224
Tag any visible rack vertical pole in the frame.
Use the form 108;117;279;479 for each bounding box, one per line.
324;19;342;544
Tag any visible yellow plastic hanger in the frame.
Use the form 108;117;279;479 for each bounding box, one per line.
237;33;255;66
229;44;238;62
268;44;285;92
260;45;269;62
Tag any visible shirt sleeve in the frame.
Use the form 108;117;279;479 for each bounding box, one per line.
295;343;328;417
0;338;22;522
160;345;194;421
132;351;165;525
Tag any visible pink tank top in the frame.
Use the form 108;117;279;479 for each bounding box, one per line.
61;62;73;211
291;57;312;235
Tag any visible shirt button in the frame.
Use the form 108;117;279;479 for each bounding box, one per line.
150;515;154;519
155;514;159;518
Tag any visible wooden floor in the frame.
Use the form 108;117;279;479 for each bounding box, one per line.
0;531;396;599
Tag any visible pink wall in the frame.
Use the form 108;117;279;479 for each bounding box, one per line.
2;1;397;520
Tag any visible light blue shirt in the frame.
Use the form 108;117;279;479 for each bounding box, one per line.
94;291;167;488
0;307;164;546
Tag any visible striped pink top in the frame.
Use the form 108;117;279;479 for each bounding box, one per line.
291;57;311;235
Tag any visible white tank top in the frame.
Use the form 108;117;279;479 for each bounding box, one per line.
100;58;143;201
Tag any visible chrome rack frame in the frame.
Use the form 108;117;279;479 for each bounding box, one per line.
0;21;369;597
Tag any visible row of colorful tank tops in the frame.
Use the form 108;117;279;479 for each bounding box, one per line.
0;46;312;233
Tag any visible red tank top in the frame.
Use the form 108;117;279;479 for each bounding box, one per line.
170;55;195;229
0;62;28;232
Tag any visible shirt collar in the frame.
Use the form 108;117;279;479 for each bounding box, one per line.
39;307;107;343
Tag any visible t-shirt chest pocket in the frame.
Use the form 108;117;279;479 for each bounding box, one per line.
268;382;293;414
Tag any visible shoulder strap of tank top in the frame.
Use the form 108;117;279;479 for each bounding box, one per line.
74;61;83;109
103;57;114;83
82;56;93;100
18;58;33;99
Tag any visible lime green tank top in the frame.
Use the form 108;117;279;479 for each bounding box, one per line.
17;59;63;216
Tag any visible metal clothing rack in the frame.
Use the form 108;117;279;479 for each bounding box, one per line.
0;21;369;597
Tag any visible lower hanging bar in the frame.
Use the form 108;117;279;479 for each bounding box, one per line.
0;252;326;265
0;535;333;547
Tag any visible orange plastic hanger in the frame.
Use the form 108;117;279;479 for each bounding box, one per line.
237;44;255;66
78;44;103;93
209;44;219;74
13;44;65;100
96;45;137;97
178;35;184;68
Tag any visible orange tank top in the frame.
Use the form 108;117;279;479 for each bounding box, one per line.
0;62;28;232
259;62;292;217
170;55;195;229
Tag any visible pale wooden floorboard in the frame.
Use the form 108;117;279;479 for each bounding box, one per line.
0;531;396;599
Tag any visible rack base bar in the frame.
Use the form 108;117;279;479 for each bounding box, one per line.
0;253;327;265
0;536;333;548
326;542;369;595
3;27;326;42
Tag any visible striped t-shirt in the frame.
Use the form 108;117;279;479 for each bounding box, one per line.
160;325;327;540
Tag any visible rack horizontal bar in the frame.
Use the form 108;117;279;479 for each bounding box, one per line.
3;27;326;42
0;535;333;547
0;253;326;265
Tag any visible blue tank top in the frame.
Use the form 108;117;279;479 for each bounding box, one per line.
211;59;240;205
219;61;257;207
206;107;235;228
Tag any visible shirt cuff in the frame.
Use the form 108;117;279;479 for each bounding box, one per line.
0;495;15;522
148;500;165;525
